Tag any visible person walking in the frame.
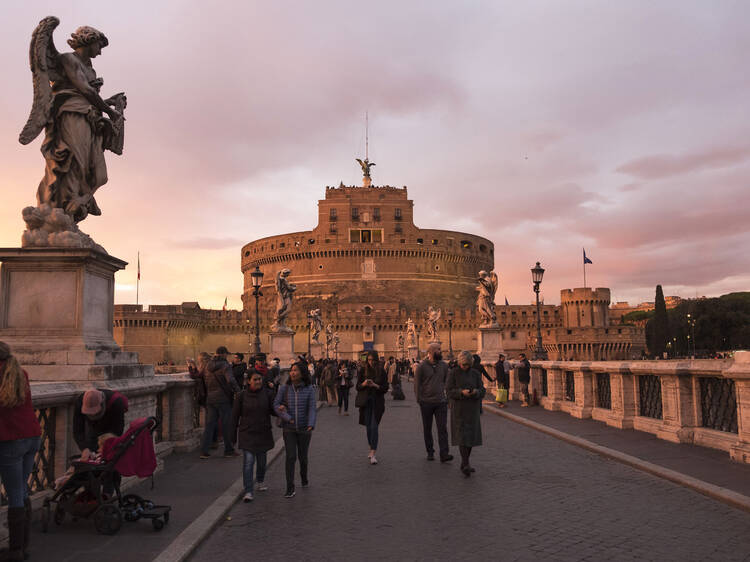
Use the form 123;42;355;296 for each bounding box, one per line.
494;353;510;408
231;372;275;502
0;343;42;562
337;362;353;415
355;351;389;465
414;343;453;463
472;354;493;414
199;347;240;459
274;361;317;498
231;353;247;389
516;353;531;407
446;351;485;477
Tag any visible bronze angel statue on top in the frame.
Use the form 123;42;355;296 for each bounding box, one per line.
19;16;126;234
476;270;499;328
355;158;375;179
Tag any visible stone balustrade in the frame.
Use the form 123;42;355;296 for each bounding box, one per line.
493;352;749;464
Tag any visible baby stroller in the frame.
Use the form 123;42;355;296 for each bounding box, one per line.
41;416;171;535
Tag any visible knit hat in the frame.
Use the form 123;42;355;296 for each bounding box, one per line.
81;389;105;416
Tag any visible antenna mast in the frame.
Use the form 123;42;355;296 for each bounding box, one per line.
365;111;369;160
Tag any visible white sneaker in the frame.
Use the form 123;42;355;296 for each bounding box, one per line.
242;492;254;502
256;483;268;492
369;454;378;465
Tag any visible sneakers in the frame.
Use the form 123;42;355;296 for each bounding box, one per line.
301;480;309;488
242;492;254;503
426;453;435;461
461;465;472;477
224;450;240;457
284;487;296;498
440;454;454;463
369;455;378;465
256;483;268;492
199;453;210;459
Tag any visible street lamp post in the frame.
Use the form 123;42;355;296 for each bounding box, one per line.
306;311;312;359
687;313;696;359
531;261;548;360
447;310;454;359
250;266;264;355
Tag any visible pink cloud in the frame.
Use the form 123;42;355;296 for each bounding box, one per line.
616;146;750;179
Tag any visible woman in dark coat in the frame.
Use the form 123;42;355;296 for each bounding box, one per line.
446;351;486;477
355;351;389;465
230;372;276;502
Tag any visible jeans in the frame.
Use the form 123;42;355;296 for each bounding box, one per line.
0;437;41;508
419;402;449;458
202;403;234;455
363;399;379;450
337;387;349;411
283;429;311;490
520;382;530;403
242;450;267;493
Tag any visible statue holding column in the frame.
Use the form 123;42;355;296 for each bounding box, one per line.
271;269;296;333
309;308;323;343
425;306;441;342
476;270;499;328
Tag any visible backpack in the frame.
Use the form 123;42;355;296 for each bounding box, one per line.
108;390;129;412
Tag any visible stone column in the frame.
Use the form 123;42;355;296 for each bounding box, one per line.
543;367;564;411
726;351;750;464
476;326;503;363
269;330;297;368
609;371;636;429
309;342;324;360
657;373;697;444
569;368;594;419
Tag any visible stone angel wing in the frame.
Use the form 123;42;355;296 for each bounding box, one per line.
434;308;441;322
19;16;62;145
489;272;499;297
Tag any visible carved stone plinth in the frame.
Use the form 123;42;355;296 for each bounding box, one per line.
0;248;151;381
408;345;419;361
269;331;296;368
476;327;504;363
309;342;324;360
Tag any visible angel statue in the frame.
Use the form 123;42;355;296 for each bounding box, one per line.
424;306;441;342
405;317;417;347
19;17;127;240
397;331;405;350
271;269;297;333
308;308;323;343
324;323;334;357
355;157;375;179
332;333;340;357
477;270;499;328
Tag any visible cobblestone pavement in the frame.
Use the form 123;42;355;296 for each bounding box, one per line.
194;386;750;562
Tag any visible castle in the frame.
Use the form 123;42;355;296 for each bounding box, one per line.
113;168;645;364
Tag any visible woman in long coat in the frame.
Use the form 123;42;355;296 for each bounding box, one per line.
355;351;389;465
231;372;276;502
446;351;486;477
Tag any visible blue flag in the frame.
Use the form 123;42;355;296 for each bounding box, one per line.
583;248;593;265
504;296;509;306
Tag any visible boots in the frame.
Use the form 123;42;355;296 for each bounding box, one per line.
23;498;31;560
2;507;25;561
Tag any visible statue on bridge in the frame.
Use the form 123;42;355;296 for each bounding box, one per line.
271;269;296;333
406;317;417;347
477;270;499;328
309;308;323;343
19;17;127;250
424;306;441;342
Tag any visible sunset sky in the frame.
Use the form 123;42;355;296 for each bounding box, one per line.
1;1;748;310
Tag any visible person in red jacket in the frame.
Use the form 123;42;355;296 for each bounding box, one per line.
0;342;41;561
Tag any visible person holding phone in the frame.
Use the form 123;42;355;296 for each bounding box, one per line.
355;351;389;465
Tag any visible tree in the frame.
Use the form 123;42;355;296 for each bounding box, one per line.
651;285;670;357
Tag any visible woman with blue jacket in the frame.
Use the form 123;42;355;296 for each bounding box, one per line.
274;361;317;498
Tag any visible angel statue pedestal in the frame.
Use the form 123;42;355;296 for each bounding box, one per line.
476;326;504;363
408;345;420;361
0;248;151;381
309;342;324;360
269;330;297;368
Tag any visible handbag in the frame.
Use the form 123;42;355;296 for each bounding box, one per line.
495;387;508;404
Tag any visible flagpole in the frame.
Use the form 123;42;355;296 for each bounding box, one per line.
583;260;586;289
136;251;140;306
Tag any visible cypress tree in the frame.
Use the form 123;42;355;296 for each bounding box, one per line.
652;285;670;357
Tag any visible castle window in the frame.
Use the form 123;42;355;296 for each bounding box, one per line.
447;238;453;246
479;244;487;252
308;239;315;245
395;208;402;220
329;208;337;221
352;207;359;221
431;239;438;245
318;264;323;269
416;238;423;245
279;242;285;248
395;224;402;233
434;265;440;271
350;229;360;243
244;251;250;257
361;230;372;243
350;229;383;244
461;240;472;249
510;331;516;338
618;329;622;334
373;208;381;221
400;239;406;243
330;223;337;233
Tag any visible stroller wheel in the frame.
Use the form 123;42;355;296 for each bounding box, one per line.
94;504;122;535
152;518;164;531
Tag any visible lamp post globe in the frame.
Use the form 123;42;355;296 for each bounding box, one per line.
531;261;548;360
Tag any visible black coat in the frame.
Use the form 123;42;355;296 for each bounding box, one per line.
230;387;276;453
446;367;485;447
355;365;389;426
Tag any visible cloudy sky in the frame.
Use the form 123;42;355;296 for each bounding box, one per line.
2;1;748;309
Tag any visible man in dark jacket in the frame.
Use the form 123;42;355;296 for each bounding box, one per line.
414;343;453;462
231;353;247;389
200;346;240;458
516;353;531;406
73;389;127;456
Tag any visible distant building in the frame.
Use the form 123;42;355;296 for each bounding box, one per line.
609;295;682;324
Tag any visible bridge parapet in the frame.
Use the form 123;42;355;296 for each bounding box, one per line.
492;354;750;464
